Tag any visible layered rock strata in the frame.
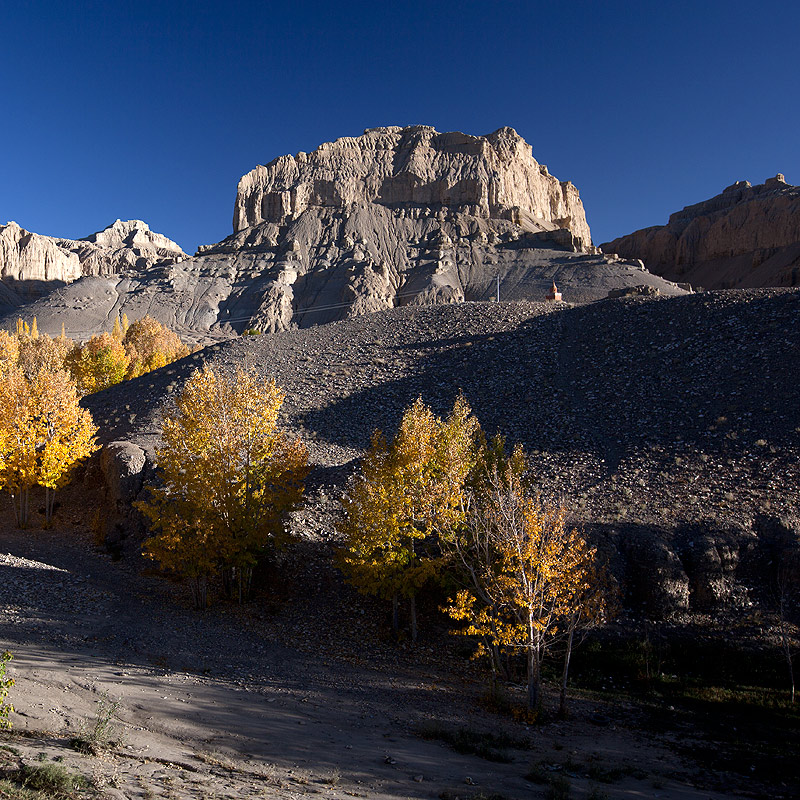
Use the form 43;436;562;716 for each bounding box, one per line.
601;174;800;289
233;126;592;246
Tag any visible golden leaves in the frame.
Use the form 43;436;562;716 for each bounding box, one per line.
0;364;98;525
139;366;308;607
338;395;482;602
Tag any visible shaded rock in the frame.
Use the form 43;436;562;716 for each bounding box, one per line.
678;526;757;611
100;441;148;507
754;514;800;585
98;440;151;553
620;529;690;618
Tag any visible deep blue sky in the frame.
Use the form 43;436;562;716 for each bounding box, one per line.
2;1;797;253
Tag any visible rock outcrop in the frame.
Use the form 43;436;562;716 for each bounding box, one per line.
0;219;187;308
601;175;800;289
233;126;592;247
4;127;687;340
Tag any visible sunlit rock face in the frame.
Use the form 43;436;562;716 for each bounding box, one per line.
232;125;592;248
0;219;187;305
601;175;800;289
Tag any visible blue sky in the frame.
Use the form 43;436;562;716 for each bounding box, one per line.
2;0;797;253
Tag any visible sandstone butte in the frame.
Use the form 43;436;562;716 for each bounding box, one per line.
1;126;684;340
601;173;800;290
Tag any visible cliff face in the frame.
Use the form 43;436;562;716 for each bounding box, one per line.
233;126;592;248
0;219;187;306
601;175;800;289
0;222;82;295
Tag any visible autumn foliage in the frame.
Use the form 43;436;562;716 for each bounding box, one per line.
446;466;611;712
0;365;98;527
337;396;481;640
2;315;191;398
139;366;309;608
338;395;612;709
122;315;190;378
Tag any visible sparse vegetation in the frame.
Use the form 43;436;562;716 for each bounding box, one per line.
70;692;121;754
13;762;88;796
415;720;529;762
0;651;15;730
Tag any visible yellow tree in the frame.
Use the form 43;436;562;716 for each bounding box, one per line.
123;316;190;378
0;367;96;526
338;395;481;640
0;331;20;377
445;466;607;713
31;369;99;523
139;366;308;608
67;333;129;394
18;332;74;379
0;367;37;526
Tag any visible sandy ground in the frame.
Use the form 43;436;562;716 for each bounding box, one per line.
0;489;751;800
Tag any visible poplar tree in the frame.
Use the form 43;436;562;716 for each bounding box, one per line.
0;367;97;526
139;366;308;608
445;467;609;714
338;395;481;640
66;333;129;394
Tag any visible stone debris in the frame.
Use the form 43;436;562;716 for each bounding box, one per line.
83;288;800;620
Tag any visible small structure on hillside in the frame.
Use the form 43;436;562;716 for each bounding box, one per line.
546;281;562;301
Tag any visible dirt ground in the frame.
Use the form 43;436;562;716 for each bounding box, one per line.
0;487;758;800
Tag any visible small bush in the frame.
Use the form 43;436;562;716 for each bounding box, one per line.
524;761;550;784
17;762;88;795
0;651;15;731
71;692;121;754
416;721;529;763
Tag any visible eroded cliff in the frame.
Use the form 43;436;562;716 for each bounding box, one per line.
601;175;800;289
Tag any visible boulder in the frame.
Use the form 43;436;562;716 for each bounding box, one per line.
98;440;150;553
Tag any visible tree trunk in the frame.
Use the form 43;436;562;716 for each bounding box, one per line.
559;623;576;717
192;575;208;610
526;615;540;712
44;487;56;525
527;646;538;712
410;594;418;643
779;601;796;703
392;593;399;635
14;489;30;528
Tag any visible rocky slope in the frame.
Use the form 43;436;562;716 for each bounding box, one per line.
602;174;800;289
87;290;800;619
2;127;685;340
0;219;187;308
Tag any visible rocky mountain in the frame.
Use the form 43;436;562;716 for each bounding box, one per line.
0;219;187;307
89;290;800;619
601;174;800;289
1;127;685;341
